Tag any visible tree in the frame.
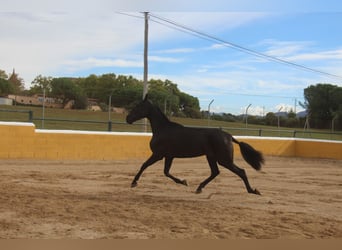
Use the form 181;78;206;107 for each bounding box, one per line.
51;78;87;109
178;92;201;118
265;112;277;126
96;73;117;103
26;73;202;118
0;78;13;96
0;70;8;80
146;79;201;118
285;109;298;127
73;89;88;109
78;74;99;99
0;69;14;96
303;84;342;129
8;69;25;94
30;75;53;95
111;83;143;109
148;79;179;116
110;75;142;109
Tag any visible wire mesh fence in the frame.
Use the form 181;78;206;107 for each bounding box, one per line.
1;108;341;141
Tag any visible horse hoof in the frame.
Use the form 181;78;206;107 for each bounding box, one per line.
195;189;202;194
254;189;261;195
131;182;138;188
182;180;188;186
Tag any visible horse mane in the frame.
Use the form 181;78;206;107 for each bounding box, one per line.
151;102;183;127
152;104;170;122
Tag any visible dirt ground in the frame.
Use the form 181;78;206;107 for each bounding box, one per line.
0;156;341;239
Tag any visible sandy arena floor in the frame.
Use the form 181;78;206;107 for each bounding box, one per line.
0;156;341;239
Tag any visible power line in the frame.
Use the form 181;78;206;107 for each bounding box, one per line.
190;89;303;101
115;11;144;19
148;13;342;81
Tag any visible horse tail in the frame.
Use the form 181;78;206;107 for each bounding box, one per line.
232;137;264;171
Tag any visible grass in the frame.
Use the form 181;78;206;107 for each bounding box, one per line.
1;105;341;141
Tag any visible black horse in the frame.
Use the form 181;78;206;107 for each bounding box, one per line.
126;96;264;195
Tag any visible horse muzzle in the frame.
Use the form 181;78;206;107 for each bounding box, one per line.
126;115;134;124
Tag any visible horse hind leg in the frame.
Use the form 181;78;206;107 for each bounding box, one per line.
164;157;188;186
195;156;220;194
219;160;260;195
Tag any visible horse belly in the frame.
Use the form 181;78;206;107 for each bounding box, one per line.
165;139;206;158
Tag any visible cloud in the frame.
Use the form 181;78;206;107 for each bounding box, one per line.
62;55;182;73
275;103;295;112
0;10;145;86
149;56;183;63
260;39;313;57
1;10;269;87
240;105;265;116
0;11;54;23
148;12;270;43
239;103;304;116
152;48;195;54
260;40;342;78
285;49;342;61
63;57;143;71
4;0;341;12
1;4;341;116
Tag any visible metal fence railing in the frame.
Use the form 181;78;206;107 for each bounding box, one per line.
1;108;341;141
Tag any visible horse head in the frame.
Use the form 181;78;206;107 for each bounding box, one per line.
126;95;152;124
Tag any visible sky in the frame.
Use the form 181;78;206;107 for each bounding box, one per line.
1;0;342;115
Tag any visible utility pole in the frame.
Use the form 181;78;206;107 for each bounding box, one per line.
143;12;149;132
143;12;149;99
245;104;252;128
277;106;283;129
42;88;45;129
108;90;114;132
207;99;214;127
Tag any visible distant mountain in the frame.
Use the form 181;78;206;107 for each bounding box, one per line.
274;111;288;117
296;110;308;118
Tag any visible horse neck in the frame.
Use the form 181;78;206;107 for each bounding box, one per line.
147;106;170;133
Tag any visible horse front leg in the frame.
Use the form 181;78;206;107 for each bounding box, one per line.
131;154;162;188
164;157;188;186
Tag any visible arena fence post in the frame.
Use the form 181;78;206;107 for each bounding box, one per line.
108;121;112;132
28;110;33;122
